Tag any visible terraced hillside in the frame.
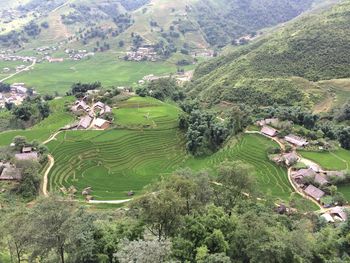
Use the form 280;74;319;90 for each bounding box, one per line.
46;97;294;201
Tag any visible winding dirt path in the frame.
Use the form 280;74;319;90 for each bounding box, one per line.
0;59;36;83
41;131;62;195
42;155;54;196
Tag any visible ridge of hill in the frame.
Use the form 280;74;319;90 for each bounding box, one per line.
0;0;323;53
188;0;350;107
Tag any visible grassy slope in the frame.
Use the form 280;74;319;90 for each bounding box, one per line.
189;1;350;105
47;96;295;203
0;96;75;146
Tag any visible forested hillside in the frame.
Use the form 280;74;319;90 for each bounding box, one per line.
191;0;315;46
188;0;350;106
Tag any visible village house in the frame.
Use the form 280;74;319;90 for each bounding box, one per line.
291;168;316;184
284;134;309;147
282;152;299;166
304;184;325;201
261;126;278;137
94;118;110;130
77;115;93;130
0;162;22;181
22;146;32;153
72;100;91;113
322;206;348;223
314;173;329;186
15;152;38;161
92;101;112;116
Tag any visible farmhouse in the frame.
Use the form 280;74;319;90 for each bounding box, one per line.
15;152;38;161
292;168;316;184
261;126;278;137
92;101;112;116
94;118;110;130
284;134;309;147
314;174;329;186
329;206;348;221
0;163;21;180
304;184;325;201
77;116;93;129
72;100;90;112
282;152;299;166
22;146;32;153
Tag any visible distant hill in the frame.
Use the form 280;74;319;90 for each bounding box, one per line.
188;0;350;107
0;0;322;55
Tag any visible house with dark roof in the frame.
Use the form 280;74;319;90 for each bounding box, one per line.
304;184;325;201
284;134;309;147
261;126;278;137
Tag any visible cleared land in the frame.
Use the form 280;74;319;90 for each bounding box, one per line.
46;97;296;203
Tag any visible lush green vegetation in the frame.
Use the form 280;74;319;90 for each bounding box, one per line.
0;96;75;146
45;97;297;203
192;0;314;46
190;1;350;105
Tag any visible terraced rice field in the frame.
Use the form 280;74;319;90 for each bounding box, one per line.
186;134;293;201
47;97;293;201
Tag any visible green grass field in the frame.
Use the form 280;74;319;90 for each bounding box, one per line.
46;97;296;204
9;54;195;95
300;149;350;171
0;97;75;146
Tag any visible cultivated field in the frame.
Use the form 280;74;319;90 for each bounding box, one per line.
46;97;297;203
9;54;195;95
300;149;350;171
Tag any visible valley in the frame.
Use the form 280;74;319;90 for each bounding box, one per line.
1;0;350;262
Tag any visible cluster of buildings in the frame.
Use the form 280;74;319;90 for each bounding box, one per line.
258;118;309;147
257;118;348;216
291;167;345;203
0;83;31;108
0;147;39;181
65;49;95;61
69;100;112;130
190;49;215;58
125;47;158;62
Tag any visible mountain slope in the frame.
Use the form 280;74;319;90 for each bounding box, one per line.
0;0;323;53
188;0;350;106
